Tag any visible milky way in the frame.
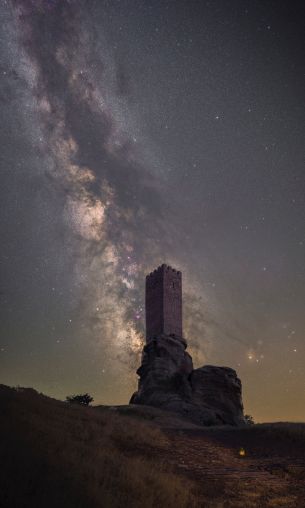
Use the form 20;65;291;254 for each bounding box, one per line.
1;1;305;421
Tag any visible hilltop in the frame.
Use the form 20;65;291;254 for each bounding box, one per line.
1;384;305;507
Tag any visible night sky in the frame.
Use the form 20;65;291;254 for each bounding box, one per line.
1;0;305;422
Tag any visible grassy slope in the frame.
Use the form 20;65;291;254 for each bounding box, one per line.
0;385;200;508
1;384;305;508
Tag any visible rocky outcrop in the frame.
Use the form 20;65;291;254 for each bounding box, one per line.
130;334;245;426
190;365;245;425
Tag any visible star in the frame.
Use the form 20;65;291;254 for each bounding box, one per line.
1;0;305;425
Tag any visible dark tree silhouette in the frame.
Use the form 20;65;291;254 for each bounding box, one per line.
66;393;93;406
244;414;255;425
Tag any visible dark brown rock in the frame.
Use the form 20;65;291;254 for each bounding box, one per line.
130;334;246;427
190;365;245;426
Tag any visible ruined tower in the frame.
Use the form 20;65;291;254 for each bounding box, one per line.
145;264;182;341
131;265;245;426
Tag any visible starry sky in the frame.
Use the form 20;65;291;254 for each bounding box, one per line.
1;0;304;422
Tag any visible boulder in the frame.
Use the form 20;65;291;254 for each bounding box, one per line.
130;334;246;426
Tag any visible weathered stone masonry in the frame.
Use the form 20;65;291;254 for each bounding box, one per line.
145;264;182;340
131;264;246;427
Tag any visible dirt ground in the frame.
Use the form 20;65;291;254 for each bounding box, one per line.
162;425;305;507
108;404;305;506
2;387;305;508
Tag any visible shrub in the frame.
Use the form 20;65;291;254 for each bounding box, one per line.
244;414;255;425
66;393;93;406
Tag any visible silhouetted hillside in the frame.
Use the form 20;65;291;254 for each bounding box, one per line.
0;385;199;508
1;384;305;508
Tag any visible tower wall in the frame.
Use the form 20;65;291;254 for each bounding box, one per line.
145;264;182;341
163;266;182;337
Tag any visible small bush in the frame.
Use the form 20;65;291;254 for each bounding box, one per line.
244;414;255;425
66;393;93;406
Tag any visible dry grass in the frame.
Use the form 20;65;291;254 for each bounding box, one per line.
0;385;201;508
1;384;305;508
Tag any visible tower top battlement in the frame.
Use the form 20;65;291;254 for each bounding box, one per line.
145;264;182;341
146;264;181;280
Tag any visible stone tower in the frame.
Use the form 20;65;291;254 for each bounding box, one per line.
131;264;246;427
145;264;182;341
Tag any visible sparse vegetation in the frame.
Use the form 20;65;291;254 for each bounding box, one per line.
0;385;201;508
1;385;305;508
244;414;255;425
66;393;94;406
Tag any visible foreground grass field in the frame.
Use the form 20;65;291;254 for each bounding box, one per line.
1;384;305;508
0;385;201;508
